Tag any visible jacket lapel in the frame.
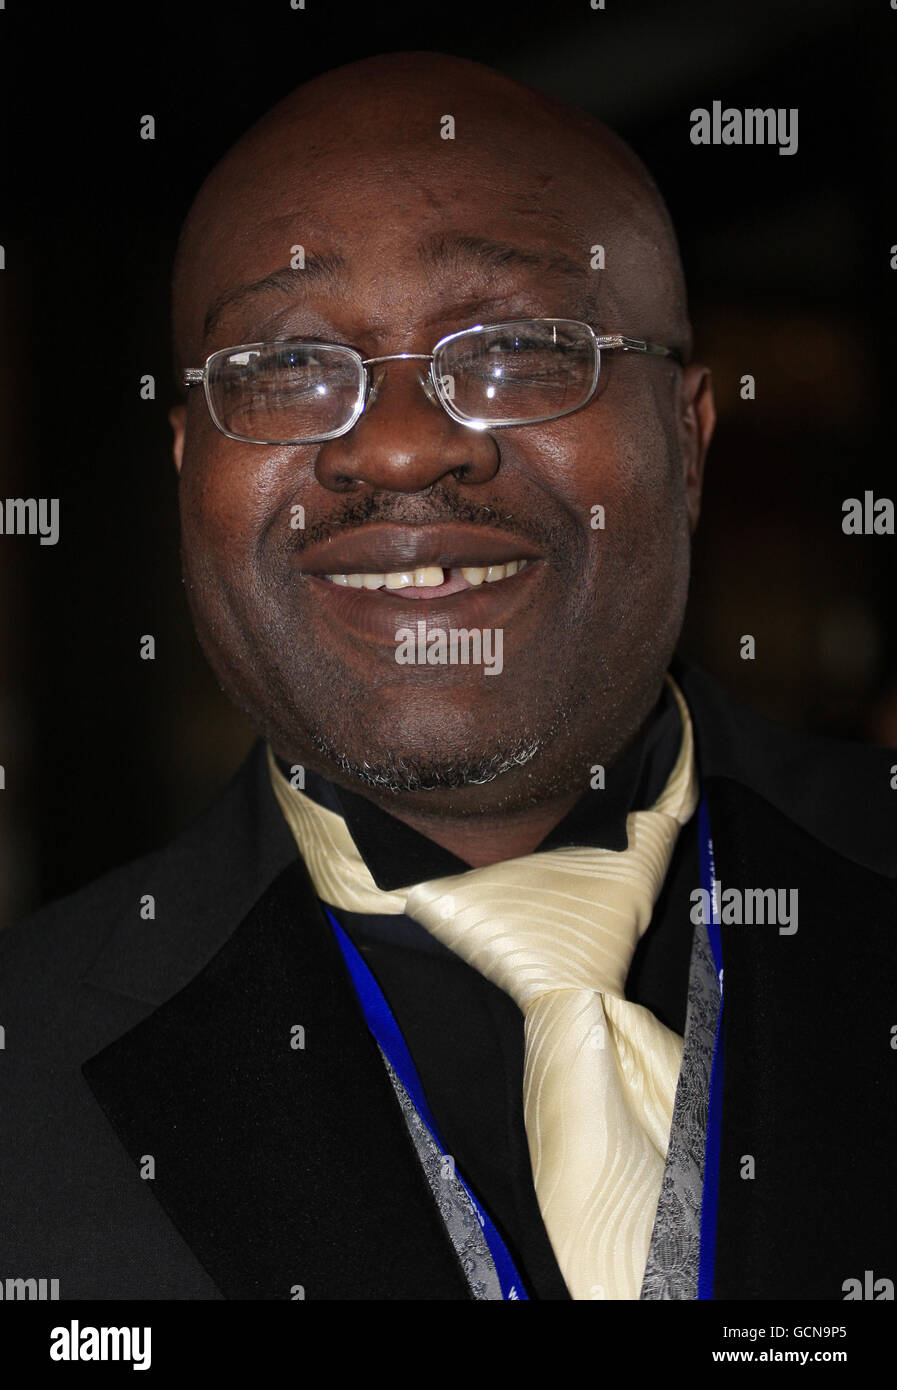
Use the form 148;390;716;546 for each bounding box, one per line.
81;745;471;1300
703;772;897;1298
678;662;897;1298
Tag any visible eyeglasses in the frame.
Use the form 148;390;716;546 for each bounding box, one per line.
182;318;683;446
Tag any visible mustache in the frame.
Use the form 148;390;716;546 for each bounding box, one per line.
291;482;558;556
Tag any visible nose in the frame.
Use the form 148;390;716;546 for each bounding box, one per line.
313;356;500;494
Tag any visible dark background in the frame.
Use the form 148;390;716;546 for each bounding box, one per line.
2;0;895;923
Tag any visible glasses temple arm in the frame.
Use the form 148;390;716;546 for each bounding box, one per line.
595;335;684;366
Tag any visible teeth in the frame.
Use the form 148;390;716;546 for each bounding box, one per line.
323;559;530;589
413;566;445;587
325;565;445;590
486;560;521;583
462;559;528;586
383;566;445;589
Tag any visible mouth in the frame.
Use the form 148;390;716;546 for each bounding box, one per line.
320;559;531;599
294;524;548;646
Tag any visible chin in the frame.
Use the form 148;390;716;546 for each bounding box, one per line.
306;682;574;800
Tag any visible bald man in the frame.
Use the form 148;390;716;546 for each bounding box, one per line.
2;53;895;1303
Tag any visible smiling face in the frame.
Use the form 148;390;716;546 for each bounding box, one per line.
170;53;714;822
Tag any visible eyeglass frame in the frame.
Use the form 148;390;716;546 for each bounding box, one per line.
182;318;684;446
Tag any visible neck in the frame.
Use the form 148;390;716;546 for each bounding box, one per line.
374;786;586;867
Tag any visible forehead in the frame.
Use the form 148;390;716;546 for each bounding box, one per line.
178;106;661;358
194;124;625;304
227;106;600;236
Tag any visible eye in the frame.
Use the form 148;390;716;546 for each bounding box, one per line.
486;331;555;351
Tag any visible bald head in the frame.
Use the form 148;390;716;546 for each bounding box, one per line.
171;51;691;386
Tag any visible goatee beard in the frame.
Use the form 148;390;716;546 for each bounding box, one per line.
307;729;545;793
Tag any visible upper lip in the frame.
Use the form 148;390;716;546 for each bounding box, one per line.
295;524;544;575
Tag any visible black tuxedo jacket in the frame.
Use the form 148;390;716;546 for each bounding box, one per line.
1;660;895;1300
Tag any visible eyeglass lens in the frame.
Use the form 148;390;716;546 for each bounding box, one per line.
207;320;598;444
436;320;596;428
208;343;364;443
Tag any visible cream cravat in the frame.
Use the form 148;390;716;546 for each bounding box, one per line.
269;675;698;1300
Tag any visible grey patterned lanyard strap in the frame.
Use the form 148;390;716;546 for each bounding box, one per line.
379;1048;503;1300
641;918;721;1300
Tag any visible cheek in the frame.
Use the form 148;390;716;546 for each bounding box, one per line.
528;399;689;638
522;400;677;545
178;410;297;573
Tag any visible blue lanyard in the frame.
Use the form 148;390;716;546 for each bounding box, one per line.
325;907;529;1300
696;792;724;1300
325;788;723;1302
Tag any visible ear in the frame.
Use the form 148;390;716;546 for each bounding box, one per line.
169;403;187;475
679;364;715;534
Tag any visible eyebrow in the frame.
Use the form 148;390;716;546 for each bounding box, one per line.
202;233;593;340
203;252;348;338
417;232;591;286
